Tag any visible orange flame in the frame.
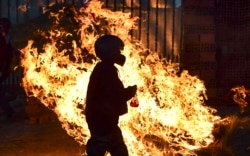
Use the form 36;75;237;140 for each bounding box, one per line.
20;0;220;155
231;86;250;113
18;4;28;12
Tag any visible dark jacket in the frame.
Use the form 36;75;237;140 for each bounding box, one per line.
0;35;13;82
0;35;7;80
85;61;134;135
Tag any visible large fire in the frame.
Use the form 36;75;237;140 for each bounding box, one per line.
20;0;220;155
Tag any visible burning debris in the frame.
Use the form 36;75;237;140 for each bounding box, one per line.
196;116;250;156
20;0;222;155
231;85;250;113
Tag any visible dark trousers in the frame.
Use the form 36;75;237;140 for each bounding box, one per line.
0;81;13;118
86;127;129;156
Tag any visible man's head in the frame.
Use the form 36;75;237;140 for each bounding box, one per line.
94;34;126;66
0;18;11;36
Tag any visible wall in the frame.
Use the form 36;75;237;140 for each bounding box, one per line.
216;0;250;97
182;0;217;98
183;0;250;99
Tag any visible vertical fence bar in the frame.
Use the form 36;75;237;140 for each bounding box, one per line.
0;0;2;17
180;0;184;66
171;0;175;61
130;0;134;37
8;0;10;18
16;0;19;24
106;0;109;8
163;0;167;58
146;0;150;50
122;0;125;12
138;0;142;40
113;0;116;11
155;0;159;53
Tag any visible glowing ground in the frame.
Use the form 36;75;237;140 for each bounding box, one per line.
0;113;84;156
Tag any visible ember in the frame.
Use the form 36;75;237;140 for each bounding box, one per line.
20;0;220;155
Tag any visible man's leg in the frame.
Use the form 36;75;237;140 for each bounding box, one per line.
108;128;129;156
0;85;13;118
86;137;107;156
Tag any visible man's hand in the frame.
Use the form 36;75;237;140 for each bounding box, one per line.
127;85;137;98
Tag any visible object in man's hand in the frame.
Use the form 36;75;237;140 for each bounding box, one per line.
130;94;139;107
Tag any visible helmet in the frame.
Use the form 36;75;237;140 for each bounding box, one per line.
94;35;124;62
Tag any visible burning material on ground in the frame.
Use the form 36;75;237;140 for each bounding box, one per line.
231;85;250;113
195;115;250;156
19;0;225;155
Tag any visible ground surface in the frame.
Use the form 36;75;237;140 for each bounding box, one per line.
0;97;249;156
0;102;85;156
0;121;84;156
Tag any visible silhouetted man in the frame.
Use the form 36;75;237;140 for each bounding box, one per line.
0;18;14;119
85;35;137;156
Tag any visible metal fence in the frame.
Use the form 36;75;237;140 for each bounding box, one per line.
104;0;182;62
1;0;182;60
1;0;182;91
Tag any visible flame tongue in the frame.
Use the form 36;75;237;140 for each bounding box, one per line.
20;0;220;155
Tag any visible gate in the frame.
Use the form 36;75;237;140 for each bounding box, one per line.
0;0;182;61
0;0;183;92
